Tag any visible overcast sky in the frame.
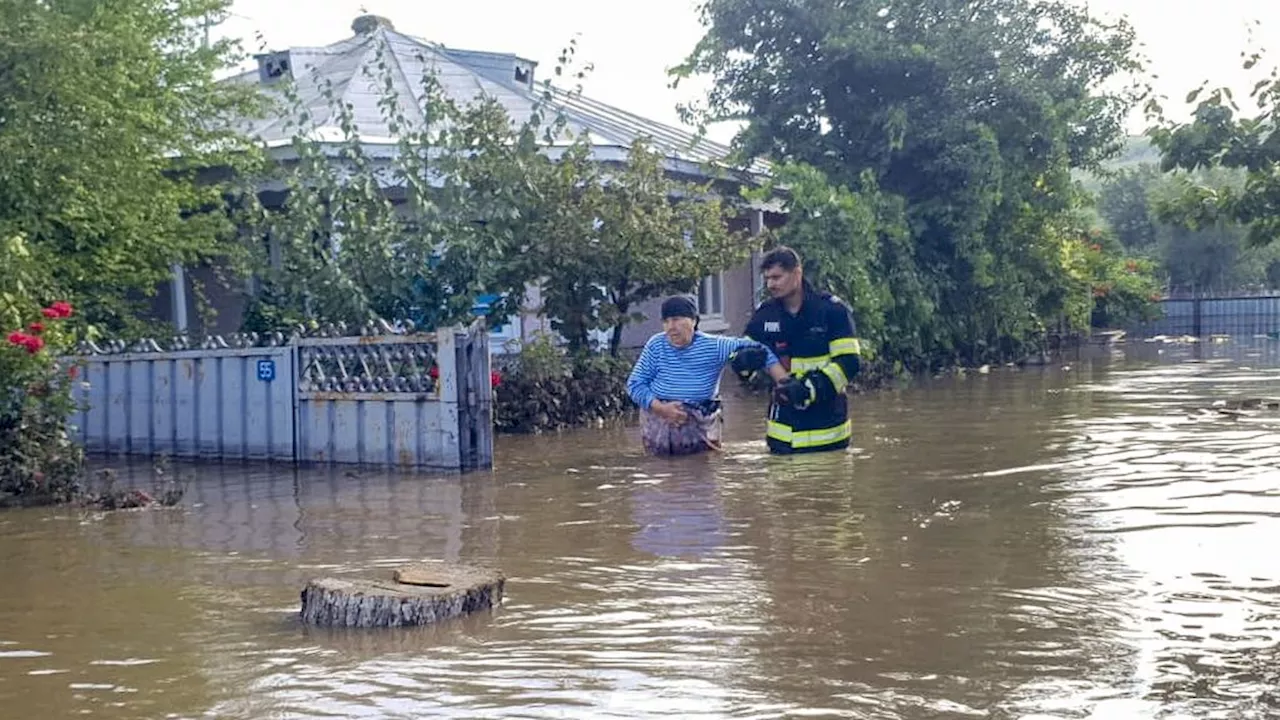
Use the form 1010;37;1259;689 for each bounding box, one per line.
220;0;1280;144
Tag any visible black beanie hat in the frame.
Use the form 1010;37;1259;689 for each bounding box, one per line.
660;295;699;321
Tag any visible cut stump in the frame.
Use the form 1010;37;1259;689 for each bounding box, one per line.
299;560;505;628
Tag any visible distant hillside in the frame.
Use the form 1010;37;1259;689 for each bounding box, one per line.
1105;135;1160;171
1074;136;1160;191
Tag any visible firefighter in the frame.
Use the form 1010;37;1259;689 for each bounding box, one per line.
730;246;862;454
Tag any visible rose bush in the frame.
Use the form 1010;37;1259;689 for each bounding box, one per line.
0;300;85;505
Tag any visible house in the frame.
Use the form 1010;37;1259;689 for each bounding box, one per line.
152;14;786;349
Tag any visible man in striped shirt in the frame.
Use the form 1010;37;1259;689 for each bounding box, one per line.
627;296;786;455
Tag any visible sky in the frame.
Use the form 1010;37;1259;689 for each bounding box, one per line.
219;0;1280;145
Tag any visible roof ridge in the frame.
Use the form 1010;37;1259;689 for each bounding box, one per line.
553;89;731;154
231;20;771;179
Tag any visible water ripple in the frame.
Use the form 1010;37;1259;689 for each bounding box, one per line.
2;345;1280;717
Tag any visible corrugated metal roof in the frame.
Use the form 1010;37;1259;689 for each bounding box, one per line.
229;20;770;181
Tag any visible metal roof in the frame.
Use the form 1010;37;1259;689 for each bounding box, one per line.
227;17;771;181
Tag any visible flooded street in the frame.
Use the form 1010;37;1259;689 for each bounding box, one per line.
3;341;1280;719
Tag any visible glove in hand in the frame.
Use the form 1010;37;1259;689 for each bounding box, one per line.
729;346;768;379
774;375;814;409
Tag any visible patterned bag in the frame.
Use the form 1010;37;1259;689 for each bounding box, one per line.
640;400;723;456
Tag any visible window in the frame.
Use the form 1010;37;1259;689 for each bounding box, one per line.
697;273;724;318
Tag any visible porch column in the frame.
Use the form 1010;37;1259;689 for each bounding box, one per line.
749;208;765;303
170;263;189;333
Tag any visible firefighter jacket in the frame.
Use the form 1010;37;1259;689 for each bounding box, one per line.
745;286;862;454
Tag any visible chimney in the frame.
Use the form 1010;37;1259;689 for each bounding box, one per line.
352;14;394;34
257;50;292;84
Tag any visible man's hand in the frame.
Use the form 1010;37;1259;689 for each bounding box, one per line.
650;400;688;425
773;375;815;409
729;346;768;379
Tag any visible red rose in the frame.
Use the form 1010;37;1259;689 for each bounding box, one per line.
7;331;26;346
22;335;44;354
28;322;44;334
50;301;73;318
490;370;502;388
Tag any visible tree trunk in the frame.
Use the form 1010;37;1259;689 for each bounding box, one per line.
565;324;589;355
299;561;505;628
609;301;630;356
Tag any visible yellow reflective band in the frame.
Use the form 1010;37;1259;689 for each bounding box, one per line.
789;355;830;373
766;419;852;448
820;361;848;392
830;337;861;357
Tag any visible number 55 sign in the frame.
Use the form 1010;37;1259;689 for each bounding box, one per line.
256;358;276;383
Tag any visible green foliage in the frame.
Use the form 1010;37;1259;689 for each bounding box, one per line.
524;139;750;354
250;36;750;354
0;1;265;502
492;335;635;433
0;0;267;334
252;43;509;330
1147;39;1280;247
679;0;1149;366
1093;163;1280;292
1096;165;1164;252
1072;236;1163;328
745;163;931;364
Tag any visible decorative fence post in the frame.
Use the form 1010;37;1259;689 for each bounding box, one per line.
433;326;462;470
454;318;493;471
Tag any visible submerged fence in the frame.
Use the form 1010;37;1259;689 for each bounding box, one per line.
66;320;493;471
1125;294;1280;339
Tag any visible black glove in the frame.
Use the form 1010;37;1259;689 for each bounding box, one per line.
729;346;768;379
773;375;815;409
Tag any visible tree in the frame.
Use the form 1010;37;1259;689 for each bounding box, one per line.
1147;35;1280;247
252;35;749;355
743;163;926;364
522;139;748;355
0;0;265;333
673;0;1148;365
247;49;506;332
1091;160;1280;293
1096;166;1162;252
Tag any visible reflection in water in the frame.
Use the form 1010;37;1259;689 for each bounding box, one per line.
629;471;726;559
2;340;1280;717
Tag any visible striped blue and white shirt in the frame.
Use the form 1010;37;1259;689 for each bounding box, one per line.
627;332;780;409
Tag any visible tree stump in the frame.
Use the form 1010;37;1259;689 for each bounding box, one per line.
299;561;505;628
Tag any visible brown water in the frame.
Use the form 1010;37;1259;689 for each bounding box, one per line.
3;341;1280;719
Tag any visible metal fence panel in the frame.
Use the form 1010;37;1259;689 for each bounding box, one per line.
70;347;296;461
293;332;467;469
67;322;491;471
1126;295;1280;338
294;397;455;467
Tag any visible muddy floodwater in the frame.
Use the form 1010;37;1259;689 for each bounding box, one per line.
3;341;1280;719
